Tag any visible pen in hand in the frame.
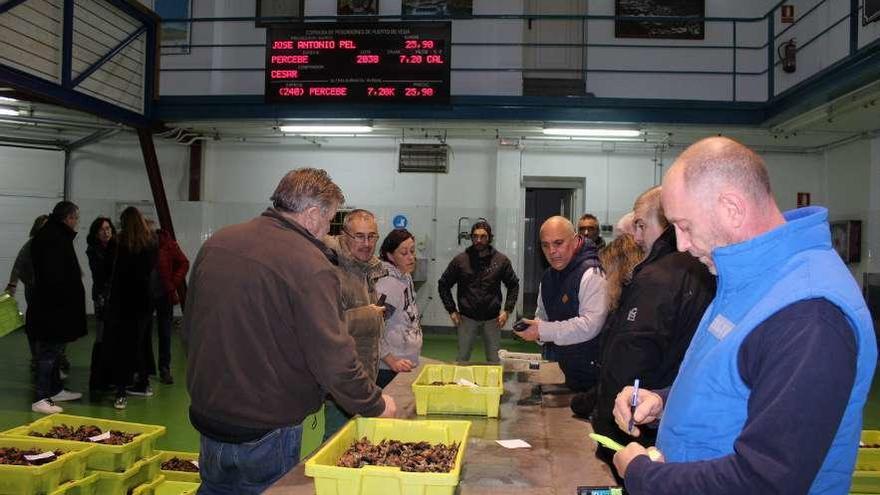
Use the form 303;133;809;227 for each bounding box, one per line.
627;379;640;434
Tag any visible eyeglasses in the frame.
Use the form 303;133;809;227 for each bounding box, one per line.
343;229;380;243
578;226;599;233
471;234;489;240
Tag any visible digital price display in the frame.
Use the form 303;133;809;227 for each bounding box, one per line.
265;22;451;103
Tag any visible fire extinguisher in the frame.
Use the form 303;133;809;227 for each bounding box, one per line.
779;38;797;73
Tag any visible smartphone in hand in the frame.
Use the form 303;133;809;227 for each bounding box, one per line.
512;320;530;332
377;293;387;306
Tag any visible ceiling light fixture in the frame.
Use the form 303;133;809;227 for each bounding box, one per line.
542;128;641;138
279;125;373;134
0;107;19;116
0;96;18;103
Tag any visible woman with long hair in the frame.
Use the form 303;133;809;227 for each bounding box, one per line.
598;234;644;312
105;207;157;409
86;216;116;393
374;229;423;388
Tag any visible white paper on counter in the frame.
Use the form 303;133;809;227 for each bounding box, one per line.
496;439;532;449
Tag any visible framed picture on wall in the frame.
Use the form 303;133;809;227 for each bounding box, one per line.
338;0;379;16
403;0;473;17
830;220;862;264
256;0;304;26
155;0;192;54
865;0;880;25
615;0;705;40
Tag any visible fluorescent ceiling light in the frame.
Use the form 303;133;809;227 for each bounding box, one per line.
0;107;19;116
0;96;18;103
543;128;641;138
279;125;372;134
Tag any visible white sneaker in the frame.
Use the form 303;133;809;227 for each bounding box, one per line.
32;399;63;414
50;390;82;402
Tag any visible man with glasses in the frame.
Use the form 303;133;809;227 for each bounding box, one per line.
578;213;606;249
323;209;388;437
438;220;519;363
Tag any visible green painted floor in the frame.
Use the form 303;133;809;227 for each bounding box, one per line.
0;322;540;452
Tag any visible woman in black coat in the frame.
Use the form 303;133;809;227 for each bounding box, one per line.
105;207;157;410
86;216;116;393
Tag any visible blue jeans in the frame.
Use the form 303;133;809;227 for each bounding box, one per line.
197;424;303;494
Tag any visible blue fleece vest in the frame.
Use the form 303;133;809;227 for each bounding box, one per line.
657;206;877;494
540;238;601;322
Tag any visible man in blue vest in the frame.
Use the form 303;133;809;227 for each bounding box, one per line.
519;216;608;392
611;137;877;494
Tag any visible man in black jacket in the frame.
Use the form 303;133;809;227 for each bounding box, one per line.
590;186;716;476
438;221;519;362
29;201;87;414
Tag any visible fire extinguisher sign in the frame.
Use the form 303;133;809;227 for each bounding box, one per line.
781;5;795;23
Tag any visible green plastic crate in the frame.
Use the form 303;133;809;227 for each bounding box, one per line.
0;436;96;495
49;473;99;495
0;292;25;339
156;450;200;483
91;452;161;494
130;475;200;495
3;414;165;472
412;365;504;418
858;431;880;471
852;470;880;493
305;417;470;495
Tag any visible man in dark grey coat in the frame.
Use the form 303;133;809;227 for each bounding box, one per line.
438;220;519;363
29;201;87;414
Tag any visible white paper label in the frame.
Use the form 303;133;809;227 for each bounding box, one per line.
455;378;478;388
495;439;532;449
24;451;56;461
88;431;111;442
190;460;199;469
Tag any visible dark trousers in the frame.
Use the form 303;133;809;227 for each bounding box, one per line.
543;340;600;392
154;295;173;372
108;313;154;397
35;341;64;401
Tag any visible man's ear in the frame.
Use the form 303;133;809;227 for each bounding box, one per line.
717;190;746;231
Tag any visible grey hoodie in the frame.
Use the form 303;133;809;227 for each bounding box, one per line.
376;261;422;370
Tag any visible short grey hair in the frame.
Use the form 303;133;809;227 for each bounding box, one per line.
270;168;345;214
680;136;772;204
343;209;376;229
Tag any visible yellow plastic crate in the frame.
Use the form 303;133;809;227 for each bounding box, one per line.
49;473;99;495
858;431;880;471
0;292;25;338
156;450;200;483
0;436;96;494
852;470;880;493
91;452;161;494
412;365;503;418
131;475;200;495
305;417;471;495
3;414;165;472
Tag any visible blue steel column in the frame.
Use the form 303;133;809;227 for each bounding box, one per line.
61;0;73;87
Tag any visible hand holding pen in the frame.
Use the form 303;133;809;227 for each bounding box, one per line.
613;384;664;438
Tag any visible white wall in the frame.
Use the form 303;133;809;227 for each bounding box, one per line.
3;131;868;325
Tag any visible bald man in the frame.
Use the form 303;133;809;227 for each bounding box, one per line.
519;216;608;392
613;212;635;238
612;137;877;495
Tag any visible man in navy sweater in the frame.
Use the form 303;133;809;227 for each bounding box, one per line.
611;137;876;494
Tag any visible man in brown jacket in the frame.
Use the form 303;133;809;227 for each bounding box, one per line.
182;168;396;494
323;209;388;438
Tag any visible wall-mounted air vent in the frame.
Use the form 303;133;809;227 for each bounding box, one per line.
398;143;449;173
